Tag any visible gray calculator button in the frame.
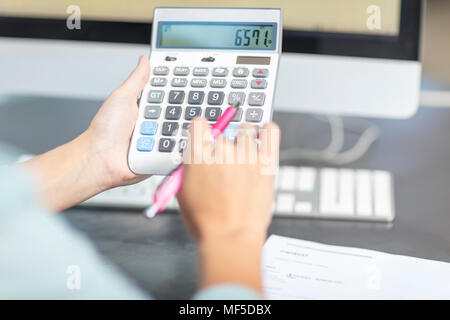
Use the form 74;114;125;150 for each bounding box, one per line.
179;139;188;152
159;138;176;152
172;78;188;87
231;79;248;89
193;67;209;76
191;78;207;88
228;92;246;106
188;91;205;105
253;68;269;78
153;66;169;76
251;79;268;89
182;123;191;136
246;109;264;123
162;122;179;136
205;107;222;121
148;90;165;103
208;91;225;105
151;77;167;87
144;105;161;119
165;106;182;120
231;109;243;122
185;107;202;120
248;92;266;106
212;67;229;77
168;90;185;104
210;78;227;88
233;67;249;77
173;67;190;76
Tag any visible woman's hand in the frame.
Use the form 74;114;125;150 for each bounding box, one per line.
19;56;150;212
177;118;280;293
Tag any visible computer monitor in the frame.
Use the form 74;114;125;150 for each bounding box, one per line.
0;0;423;118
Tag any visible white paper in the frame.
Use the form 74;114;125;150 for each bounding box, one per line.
262;235;450;300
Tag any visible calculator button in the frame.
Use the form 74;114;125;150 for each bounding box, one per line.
165;106;182;120
231;109;243;122
172;78;188;87
191;78;208;88
210;78;227;88
193;67;209;76
205;107;222;121
168;90;185;104
151;77;167;87
173;67;190;76
233;67;249;78
212;67;229;77
231;79;248;89
253;68;269;78
159;138;176;152
140;121;158;136
179;139;188;153
153;66;169;76
148;90;165;103
185;107;202;120
208;91;225;105
137;137;155;152
182;123;191;136
248;92;266;106
144;105;161;119
162;122;179;136
223;124;240;141
251;79;268;89
246;109;264;123
188;91;205;105
228;92;246;106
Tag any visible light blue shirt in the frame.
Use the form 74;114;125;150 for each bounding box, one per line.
0;144;260;300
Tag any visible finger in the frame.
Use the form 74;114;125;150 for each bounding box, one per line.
118;55;150;98
188;117;213;163
259;122;281;157
236;123;258;164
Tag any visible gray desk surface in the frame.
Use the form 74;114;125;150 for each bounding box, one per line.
1;95;450;299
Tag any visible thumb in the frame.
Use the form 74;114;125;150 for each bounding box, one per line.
119;55;150;98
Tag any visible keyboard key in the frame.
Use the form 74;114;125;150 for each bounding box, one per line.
188;91;205;105
151;77;167;87
165;106;182;120
208;91;225;105
148;90;165;103
356;170;373;217
144;105;161;119
276;193;296;214
172;78;188;87
168;90;185;104
191;78;208;88
140;121;158;136
228;92;246;106
210;78;227;88
298;167;316;191
193;67;209;76
182;123;191;136
294;202;313;214
320;169;354;216
280;166;297;190
179;139;188;153
251;79;268;89
185;107;202;120
159;138;176;152
153;66;169;76
248;92;266;106
205;107;222;121
137;137;155;152
212;67;229;77
231;109;243;122
233;67;249;77
373;171;393;219
161;122;179;136
246;108;264;122
253;68;269;78
231;79;248;89
173;67;190;76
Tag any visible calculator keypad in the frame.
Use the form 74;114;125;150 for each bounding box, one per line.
137;65;272;154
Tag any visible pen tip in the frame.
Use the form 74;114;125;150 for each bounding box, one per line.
144;205;159;219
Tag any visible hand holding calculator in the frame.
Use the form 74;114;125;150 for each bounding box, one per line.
128;7;283;175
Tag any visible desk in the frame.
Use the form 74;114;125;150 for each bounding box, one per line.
1;95;450;299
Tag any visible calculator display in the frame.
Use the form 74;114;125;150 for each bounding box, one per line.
157;22;276;50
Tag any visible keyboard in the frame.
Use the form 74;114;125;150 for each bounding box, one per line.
81;166;395;222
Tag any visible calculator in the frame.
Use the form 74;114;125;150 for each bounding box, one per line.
128;7;283;175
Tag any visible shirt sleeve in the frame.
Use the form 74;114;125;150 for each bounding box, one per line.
193;284;261;300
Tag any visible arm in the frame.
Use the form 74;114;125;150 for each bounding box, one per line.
18;56;150;212
177;118;280;294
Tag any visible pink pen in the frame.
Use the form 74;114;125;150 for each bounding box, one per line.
144;102;241;219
